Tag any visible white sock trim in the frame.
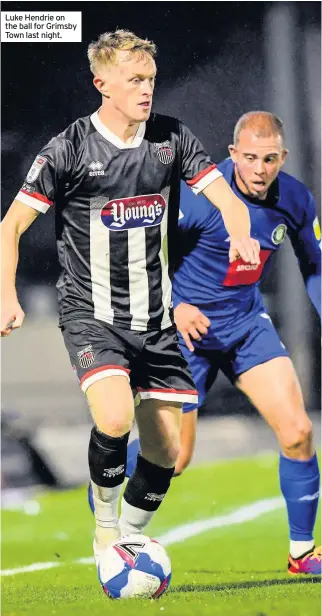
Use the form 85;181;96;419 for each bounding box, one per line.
92;482;122;528
290;539;314;559
119;498;155;536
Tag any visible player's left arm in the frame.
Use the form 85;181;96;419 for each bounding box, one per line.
288;192;321;317
178;121;260;264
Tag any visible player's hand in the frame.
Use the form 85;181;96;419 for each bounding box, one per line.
174;303;210;352
1;298;25;337
229;237;260;264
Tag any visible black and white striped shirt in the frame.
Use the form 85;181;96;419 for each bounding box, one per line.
16;111;221;331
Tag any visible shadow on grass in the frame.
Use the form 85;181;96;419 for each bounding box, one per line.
171;576;320;594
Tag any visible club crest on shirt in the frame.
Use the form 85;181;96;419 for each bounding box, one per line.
271;223;287;245
26;156;47;183
77;345;95;369
153;140;174;164
101;194;166;231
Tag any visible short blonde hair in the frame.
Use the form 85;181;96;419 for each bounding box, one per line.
88;29;157;75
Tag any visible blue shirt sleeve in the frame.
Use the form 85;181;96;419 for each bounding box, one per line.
288;191;321;318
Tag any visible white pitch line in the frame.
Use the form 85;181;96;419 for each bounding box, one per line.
159;496;284;546
1;562;60;577
1;496;284;577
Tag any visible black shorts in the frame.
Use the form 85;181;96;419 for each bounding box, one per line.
61;318;198;405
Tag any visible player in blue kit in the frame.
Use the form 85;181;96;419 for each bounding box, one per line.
89;111;321;575
172;111;321;575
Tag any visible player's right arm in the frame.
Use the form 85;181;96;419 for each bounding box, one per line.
1;136;74;337
1;201;40;336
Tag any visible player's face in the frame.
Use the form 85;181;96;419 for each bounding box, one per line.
94;51;156;123
228;130;288;199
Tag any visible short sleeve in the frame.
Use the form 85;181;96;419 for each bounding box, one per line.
16;136;74;213
179;122;222;194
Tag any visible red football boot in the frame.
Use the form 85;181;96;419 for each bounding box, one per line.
288;546;321;575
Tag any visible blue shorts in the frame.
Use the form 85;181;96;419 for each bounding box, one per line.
179;310;289;413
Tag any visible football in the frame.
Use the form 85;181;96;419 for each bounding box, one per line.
97;534;172;599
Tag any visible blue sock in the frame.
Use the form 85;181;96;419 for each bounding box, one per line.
125;438;141;479
279;452;320;541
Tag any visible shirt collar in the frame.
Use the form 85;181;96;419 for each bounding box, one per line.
90;110;146;149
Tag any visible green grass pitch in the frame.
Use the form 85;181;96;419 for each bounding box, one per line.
2;454;321;615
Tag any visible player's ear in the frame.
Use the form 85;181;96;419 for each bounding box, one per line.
280;149;288;166
228;144;237;162
93;75;110;98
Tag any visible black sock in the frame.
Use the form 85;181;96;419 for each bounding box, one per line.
120;454;175;535
88;427;129;488
123;454;175;511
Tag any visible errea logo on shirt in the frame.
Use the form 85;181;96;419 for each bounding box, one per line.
88;161;105;176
